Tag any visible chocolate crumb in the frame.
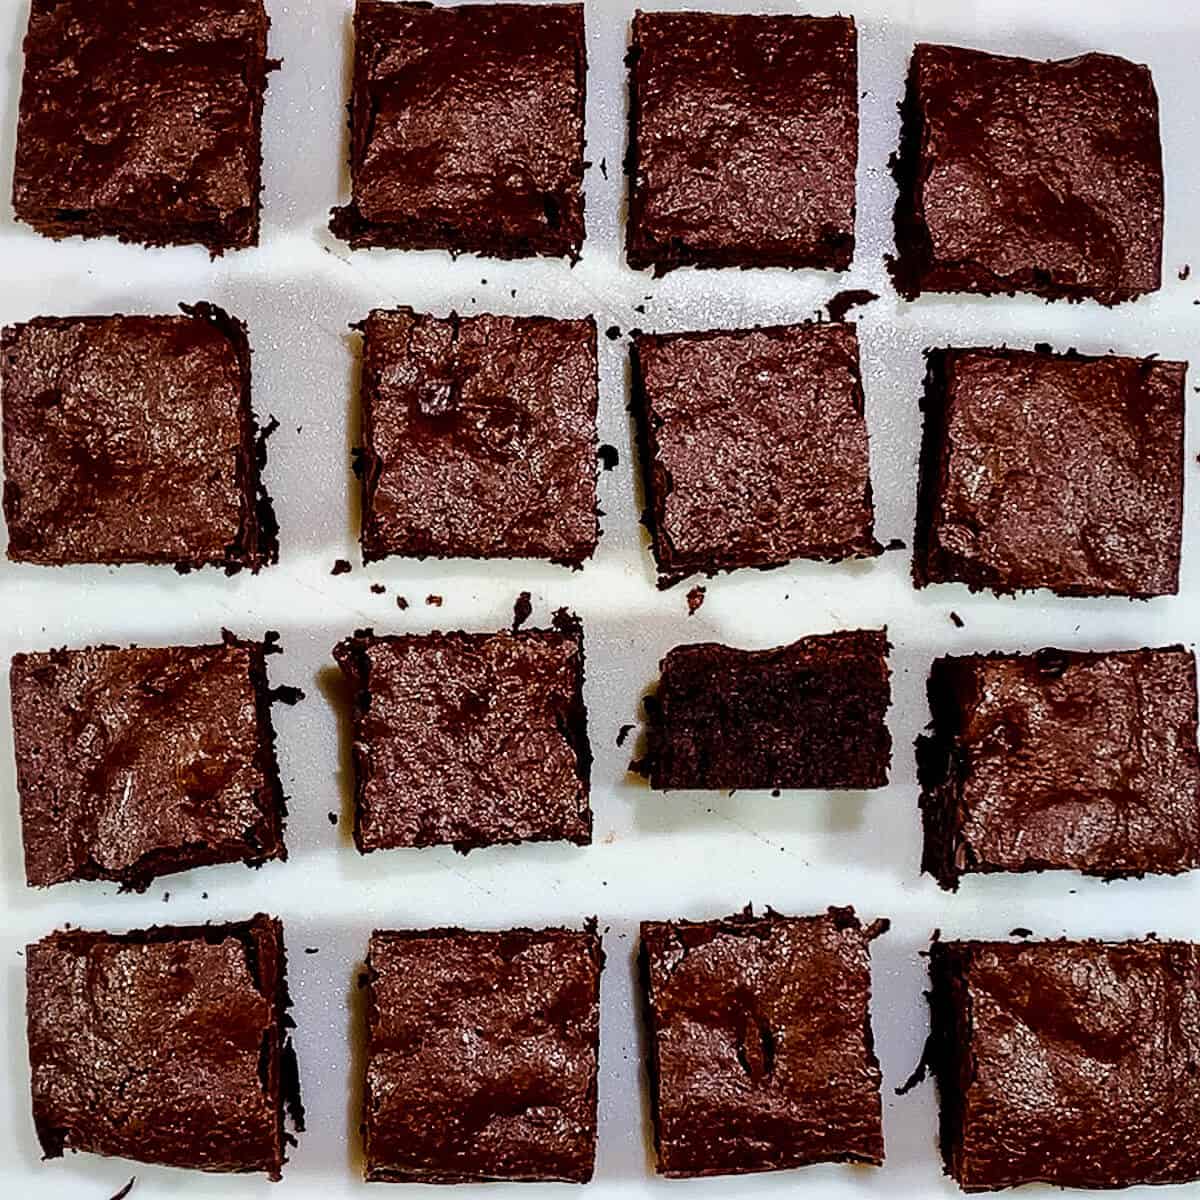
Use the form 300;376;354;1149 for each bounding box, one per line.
162;892;169;903
370;583;386;595
512;591;533;630
949;611;964;628
1010;927;1033;938
305;947;319;955
327;812;338;825
109;1180;137;1200
884;538;906;552
599;157;608;179
605;325;621;340
616;723;635;748
426;594;443;607
1180;264;1191;281
396;596;409;610
331;559;352;576
825;288;880;323
598;444;619;470
686;585;706;615
270;685;306;705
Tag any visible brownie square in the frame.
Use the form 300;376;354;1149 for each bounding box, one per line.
633;322;880;586
330;2;586;259
640;907;886;1178
929;938;1200;1191
891;44;1163;304
363;923;603;1182
11;634;287;891
627;12;857;274
334;623;592;852
26;915;301;1178
639;630;891;791
919;647;1200;890
2;304;278;572
356;309;598;565
913;346;1185;597
12;0;272;254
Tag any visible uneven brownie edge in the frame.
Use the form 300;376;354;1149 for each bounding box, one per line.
910;348;952;588
926;941;973;1188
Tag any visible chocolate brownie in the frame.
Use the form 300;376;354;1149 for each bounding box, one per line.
13;0;272;254
362;923;603;1182
929;937;1200;1191
633;322;880;586
640;907;887;1178
331;1;586;259
891;44;1163;304
26;915;301;1178
913;346;1185;597
11;634;287;891
627;12;857;274
639;630;891;790
1;304;278;572
918;647;1200;890
356;309;597;565
334;624;591;852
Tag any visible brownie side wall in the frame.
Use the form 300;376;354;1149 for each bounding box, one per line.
242;636;289;868
332;632;374;854
927;941;973;1187
629;335;679;586
356;313;387;564
549;615;595;845
888;50;933;300
912;349;955;588
638;923;670;1172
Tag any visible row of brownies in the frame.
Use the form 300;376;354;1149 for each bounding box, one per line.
1;306;1186;598
25;910;1200;1189
13;3;1167;309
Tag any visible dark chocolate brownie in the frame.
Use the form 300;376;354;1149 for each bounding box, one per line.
26;914;301;1178
627;12;857;274
640;907;887;1178
2;304;278;572
929;937;1200;1191
891;44;1163;304
11;634;287;891
913;346;1185;597
13;0;272;254
356;309;598;565
334;624;592;852
363;923;603;1182
639;630;891;790
919;647;1200;889
633;323;880;586
331;1;586;259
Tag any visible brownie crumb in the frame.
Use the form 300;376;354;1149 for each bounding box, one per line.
270;685;306;705
110;1180;136;1200
162;892;169;903
826;289;880;322
605;325;622;341
1010;927;1033;937
884;538;907;552
396;596;409;610
634;303;646;314
1180;265;1191;280
304;948;319;955
949;611;964;628
599;157;608;179
686;585;706;615
331;559;352;576
616;723;635;748
426;594;443;607
327;812;338;825
263;631;283;655
598;444;619;470
370;583;386;595
512;591;533;631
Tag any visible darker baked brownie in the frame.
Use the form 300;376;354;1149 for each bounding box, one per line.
13;0;272;254
639;630;891;790
331;2;586;259
2;304;278;572
640;907;887;1178
11;633;288;891
627;12;857;274
334;623;592;852
918;647;1200;890
363;923;603;1182
633;323;880;586
891;44;1163;304
929;937;1200;1191
913;346;1185;597
26;914;302;1178
356;309;598;565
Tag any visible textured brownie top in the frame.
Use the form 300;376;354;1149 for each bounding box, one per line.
634;323;879;585
27;916;296;1178
891;44;1163;304
930;938;1200;1191
2;304;277;572
640;630;892;791
641;908;887;1178
11;636;285;891
364;924;603;1183
357;309;598;564
914;347;1185;597
13;0;271;253
331;1;585;258
334;626;591;852
628;12;857;273
919;647;1200;889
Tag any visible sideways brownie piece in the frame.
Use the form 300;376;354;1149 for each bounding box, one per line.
2;304;278;572
331;2;586;259
356;309;598;565
628;12;857;274
633;322;880;586
913;346;1185;597
13;0;273;254
891;44;1163;304
11;634;287;891
334;624;592;852
919;647;1200;890
929;938;1200;1191
26;915;301;1178
640;907;887;1178
639;630;891;790
363;923;603;1182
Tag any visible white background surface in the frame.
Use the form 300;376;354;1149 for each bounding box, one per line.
1;0;1199;1195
